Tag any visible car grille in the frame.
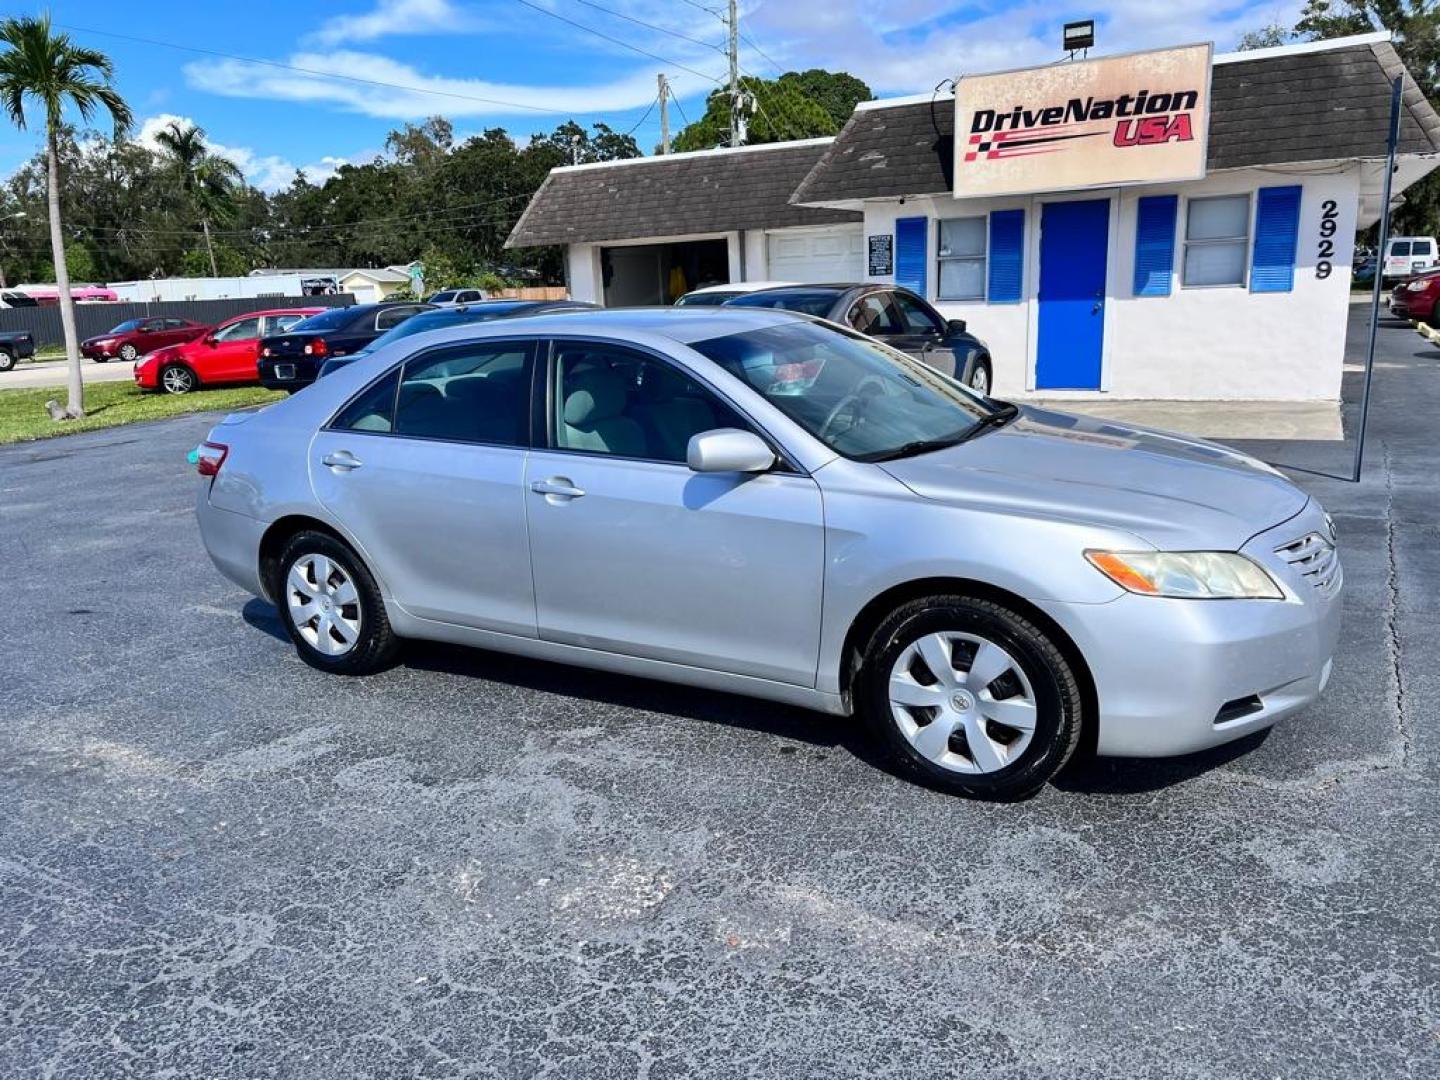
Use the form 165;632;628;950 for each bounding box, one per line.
1274;532;1342;597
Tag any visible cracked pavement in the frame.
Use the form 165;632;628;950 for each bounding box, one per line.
1;308;1436;1078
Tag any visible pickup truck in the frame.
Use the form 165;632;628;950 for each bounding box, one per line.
0;329;36;371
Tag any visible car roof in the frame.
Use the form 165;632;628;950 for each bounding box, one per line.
685;280;798;295
228;307;325;319
380;305;807;348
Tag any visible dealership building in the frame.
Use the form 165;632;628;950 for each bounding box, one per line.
507;32;1440;404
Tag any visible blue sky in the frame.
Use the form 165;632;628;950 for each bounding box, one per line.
3;0;1306;190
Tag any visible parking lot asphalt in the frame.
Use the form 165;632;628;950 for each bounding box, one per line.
1;308;1436;1079
3;356;138;390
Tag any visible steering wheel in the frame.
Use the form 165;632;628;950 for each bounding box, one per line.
819;374;888;441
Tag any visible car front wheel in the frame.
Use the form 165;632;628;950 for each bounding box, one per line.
274;530;399;675
159;363;196;394
968;358;992;396
858;595;1083;800
0;348;14;372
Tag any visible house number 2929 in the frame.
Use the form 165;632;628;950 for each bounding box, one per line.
1316;199;1339;279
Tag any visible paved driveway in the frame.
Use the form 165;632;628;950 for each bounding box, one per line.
2;356;139;390
0;310;1435;1078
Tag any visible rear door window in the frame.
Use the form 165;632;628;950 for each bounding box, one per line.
846;293;905;336
1413;240;1434;256
394;341;535;446
1391;241;1412;257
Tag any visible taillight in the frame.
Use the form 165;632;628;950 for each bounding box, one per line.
261;346;272;357
303;338;328;357
196;441;228;477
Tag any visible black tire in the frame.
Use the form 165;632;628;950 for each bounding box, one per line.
273;530;399;676
968;357;993;396
856;595;1083;801
0;347;14;373
159;362;196;394
94;355;108;363
118;343;138;361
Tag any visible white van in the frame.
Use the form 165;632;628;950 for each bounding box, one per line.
1382;236;1439;284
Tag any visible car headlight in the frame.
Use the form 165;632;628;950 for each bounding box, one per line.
1406;279;1429;292
1085;550;1284;599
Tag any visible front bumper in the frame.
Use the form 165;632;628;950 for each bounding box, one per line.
81;344;113;360
1038;501;1342;757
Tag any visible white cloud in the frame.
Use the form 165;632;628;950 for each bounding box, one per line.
134;113;372;192
739;0;1309;94
310;0;483;46
183;49;691;120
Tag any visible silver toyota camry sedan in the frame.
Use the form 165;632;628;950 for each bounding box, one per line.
196;308;1341;800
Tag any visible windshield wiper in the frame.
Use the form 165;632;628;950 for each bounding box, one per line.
863;402;1020;462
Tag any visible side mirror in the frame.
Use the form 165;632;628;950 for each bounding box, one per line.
945;318;968;335
204;334;218;346
687;428;775;474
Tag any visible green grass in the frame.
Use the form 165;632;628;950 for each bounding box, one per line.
0;380;284;445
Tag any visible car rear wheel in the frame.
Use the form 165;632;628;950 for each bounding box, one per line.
857;595;1083;800
119;343;138;361
968;358;992;396
159;363;196;394
274;530;399;675
0;347;14;372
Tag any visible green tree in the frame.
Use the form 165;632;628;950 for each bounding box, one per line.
671;74;847;152
0;13;130;417
1236;25;1292;49
152;119;244;277
775;69;872;127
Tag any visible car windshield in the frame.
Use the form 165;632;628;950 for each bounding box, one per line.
689;321;997;460
676;291;736;307
427;290;458;303
723;289;842;317
288;307;356;332
108;319;143;333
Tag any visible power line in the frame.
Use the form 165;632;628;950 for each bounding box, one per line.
570;0;723;54
511;0;722;84
739;29;786;77
623;91;661;137
55;24;573;115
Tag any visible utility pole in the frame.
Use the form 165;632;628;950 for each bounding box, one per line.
658;73;670;155
727;0;741;146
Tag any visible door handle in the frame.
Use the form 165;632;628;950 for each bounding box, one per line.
530;477;585;499
321;451;363;470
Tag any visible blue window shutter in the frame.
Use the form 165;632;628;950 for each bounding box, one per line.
895;216;927;295
1133;194;1178;297
987;209;1024;302
1251;185;1302;293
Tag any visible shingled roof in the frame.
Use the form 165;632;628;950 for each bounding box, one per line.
506;139;861;248
791;37;1440;207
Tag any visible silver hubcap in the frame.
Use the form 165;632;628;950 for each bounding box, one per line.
888;632;1037;774
162;368;192;393
285;554;361;657
970;366;990;395
120;345;136;360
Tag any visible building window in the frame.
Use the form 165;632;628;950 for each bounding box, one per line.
937;217;987;300
1183;194;1251;288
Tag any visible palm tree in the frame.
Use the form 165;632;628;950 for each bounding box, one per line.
0;14;129;418
152;120;243;277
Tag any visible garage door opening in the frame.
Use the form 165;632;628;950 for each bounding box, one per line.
601;239;729;307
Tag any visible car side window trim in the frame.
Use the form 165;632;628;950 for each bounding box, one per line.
324;335;542;449
537;336;804;475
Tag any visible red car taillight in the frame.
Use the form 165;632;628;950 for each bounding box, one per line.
303;338;328;357
196;441;228;477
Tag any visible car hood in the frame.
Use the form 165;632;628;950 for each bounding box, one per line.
877;405;1308;551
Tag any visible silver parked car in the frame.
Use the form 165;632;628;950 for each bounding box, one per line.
196;309;1342;800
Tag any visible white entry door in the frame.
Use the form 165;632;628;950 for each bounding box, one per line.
766;225;864;281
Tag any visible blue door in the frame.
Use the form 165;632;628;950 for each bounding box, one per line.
1037;199;1109;390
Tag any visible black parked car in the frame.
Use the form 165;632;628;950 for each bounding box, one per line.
724;284;993;394
0;329;36;372
315;300;597;378
258;302;435;391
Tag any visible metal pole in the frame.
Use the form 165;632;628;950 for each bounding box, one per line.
727;0;740;146
1355;75;1403;483
658;73;670;155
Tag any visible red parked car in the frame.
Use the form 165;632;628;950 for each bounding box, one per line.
1388;268;1440;322
134;308;323;394
81;316;210;362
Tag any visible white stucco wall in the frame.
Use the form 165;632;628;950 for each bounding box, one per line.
862;164;1360;401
